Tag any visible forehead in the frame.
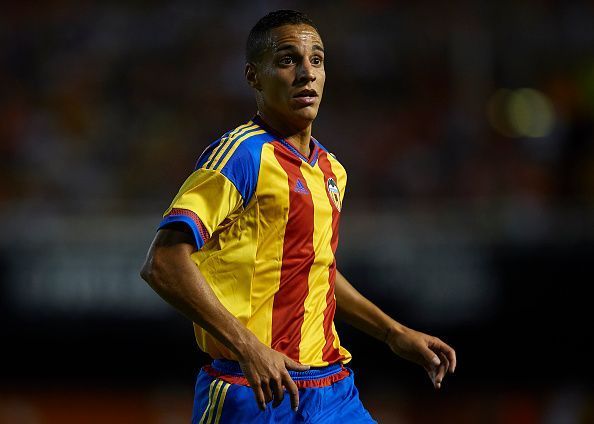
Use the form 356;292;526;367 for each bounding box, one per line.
269;24;323;49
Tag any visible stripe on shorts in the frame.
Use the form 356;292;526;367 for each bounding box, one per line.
200;379;231;424
199;380;219;424
213;382;230;424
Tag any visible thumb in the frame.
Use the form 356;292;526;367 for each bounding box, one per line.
283;356;310;372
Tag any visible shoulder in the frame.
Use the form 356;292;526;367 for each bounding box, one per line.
195;120;276;172
193;120;277;204
194;121;252;170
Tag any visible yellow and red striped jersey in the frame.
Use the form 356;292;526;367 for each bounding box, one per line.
159;115;351;367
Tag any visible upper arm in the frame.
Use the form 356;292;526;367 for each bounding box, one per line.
153;224;198;251
141;226;196;280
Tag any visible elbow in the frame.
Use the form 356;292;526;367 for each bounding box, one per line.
140;258;153;283
140;249;166;285
140;233;193;290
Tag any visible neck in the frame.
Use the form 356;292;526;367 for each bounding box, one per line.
257;112;312;157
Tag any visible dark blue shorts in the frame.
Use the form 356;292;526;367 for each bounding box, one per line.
192;359;376;423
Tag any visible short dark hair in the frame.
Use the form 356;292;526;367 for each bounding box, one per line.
246;10;319;63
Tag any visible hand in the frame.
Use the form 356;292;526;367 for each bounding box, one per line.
237;339;310;411
387;325;456;389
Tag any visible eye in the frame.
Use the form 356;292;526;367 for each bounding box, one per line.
279;56;294;65
311;55;323;66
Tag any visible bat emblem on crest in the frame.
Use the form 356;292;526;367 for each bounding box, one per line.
326;178;341;212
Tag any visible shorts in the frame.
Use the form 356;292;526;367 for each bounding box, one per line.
192;359;376;423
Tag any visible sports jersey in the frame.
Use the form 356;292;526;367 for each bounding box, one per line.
158;115;351;367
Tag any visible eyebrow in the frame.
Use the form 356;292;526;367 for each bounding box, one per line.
274;43;325;53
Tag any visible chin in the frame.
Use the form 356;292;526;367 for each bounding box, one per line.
292;107;319;123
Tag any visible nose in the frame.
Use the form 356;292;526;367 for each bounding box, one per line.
297;60;316;83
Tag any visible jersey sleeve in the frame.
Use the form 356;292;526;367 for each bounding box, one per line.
158;169;244;249
157;131;267;249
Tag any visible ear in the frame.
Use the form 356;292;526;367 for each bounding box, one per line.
245;62;261;90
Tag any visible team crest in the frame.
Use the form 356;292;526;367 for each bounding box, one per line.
326;178;341;212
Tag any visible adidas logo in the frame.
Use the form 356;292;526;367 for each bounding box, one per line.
294;178;309;194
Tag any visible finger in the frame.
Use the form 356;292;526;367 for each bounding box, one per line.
426;367;437;387
270;377;284;408
435;352;449;389
282;371;300;412
284;356;310;372
433;338;457;373
419;344;441;370
261;381;273;405
435;365;446;389
437;351;449;375
446;346;457;373
251;383;266;411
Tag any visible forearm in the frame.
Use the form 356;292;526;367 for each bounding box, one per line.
335;270;456;388
335;270;405;342
141;231;258;359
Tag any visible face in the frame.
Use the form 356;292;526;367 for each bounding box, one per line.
247;24;325;132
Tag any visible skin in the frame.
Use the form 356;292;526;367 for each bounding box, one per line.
245;23;325;158
335;271;456;388
141;23;456;414
141;228;306;412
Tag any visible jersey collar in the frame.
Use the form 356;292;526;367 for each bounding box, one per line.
253;114;319;166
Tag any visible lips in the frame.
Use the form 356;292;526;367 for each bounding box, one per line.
294;89;318;98
293;89;318;106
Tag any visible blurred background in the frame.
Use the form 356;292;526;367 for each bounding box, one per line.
2;0;594;423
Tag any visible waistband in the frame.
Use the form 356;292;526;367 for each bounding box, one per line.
203;359;350;388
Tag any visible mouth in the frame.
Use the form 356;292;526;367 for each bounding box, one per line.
293;89;318;106
294;89;318;98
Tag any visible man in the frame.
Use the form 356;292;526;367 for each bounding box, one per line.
141;10;456;423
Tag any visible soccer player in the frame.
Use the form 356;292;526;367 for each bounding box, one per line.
141;9;456;423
